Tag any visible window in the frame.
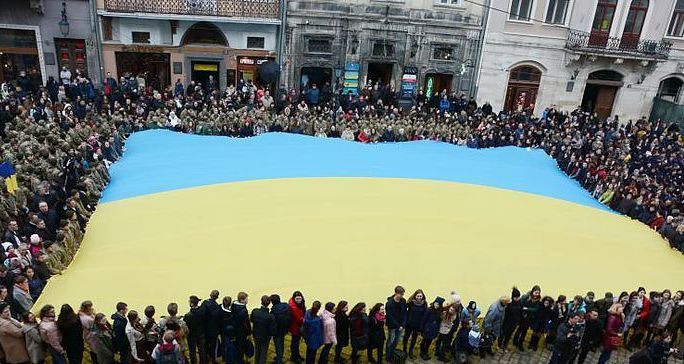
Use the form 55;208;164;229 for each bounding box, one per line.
436;0;462;5
247;36;265;49
509;65;542;83
372;43;394;57
131;31;150;44
545;0;569;24
102;17;112;41
657;77;683;103
432;46;454;60
668;0;684;37
510;0;534;21
307;39;332;53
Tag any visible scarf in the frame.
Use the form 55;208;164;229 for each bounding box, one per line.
374;311;386;323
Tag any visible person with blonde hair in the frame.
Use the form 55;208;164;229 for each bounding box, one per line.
598;302;626;364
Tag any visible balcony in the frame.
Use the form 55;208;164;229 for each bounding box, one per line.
566;30;671;60
102;0;280;20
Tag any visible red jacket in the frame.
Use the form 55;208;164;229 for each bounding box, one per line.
602;313;623;351
288;298;305;336
638;296;650;322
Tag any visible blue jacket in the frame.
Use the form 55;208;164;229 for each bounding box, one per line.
111;312;129;354
461;307;481;326
303;310;323;350
385;296;407;329
439;99;450;112
306;88;320;105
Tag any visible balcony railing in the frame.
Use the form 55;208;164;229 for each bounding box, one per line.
103;0;280;19
566;30;671;60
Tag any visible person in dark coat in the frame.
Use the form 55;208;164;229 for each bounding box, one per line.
270;294;290;364
501;287;522;351
219;297;235;364
111;302;129;361
629;333;675;364
303;302;323;364
577;309;603;364
185;295;207;364
200;290;222;364
349;303;369;364
333;301;349;364
514;285;542;351
384;286;407;361
549;313;582;364
251;295;276;364
367;303;386;363
595;293;614;328
403;290;427;358
419;297;444;360
57;304;84;364
231;292;251;364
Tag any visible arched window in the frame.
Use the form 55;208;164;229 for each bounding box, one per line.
590;0;618;46
180;22;228;46
504;65;542;113
657;77;684;103
587;70;623;82
668;0;684;37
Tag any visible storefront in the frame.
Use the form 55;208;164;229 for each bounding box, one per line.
0;27;44;87
115;51;171;90
424;73;453;96
235;56;274;86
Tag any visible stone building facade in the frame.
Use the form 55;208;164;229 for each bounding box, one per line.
0;0;103;86
477;0;684;121
284;0;487;99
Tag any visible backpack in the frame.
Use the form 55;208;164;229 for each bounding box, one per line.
156;343;179;364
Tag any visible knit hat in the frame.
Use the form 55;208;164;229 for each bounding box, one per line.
512;287;521;299
433;296;445;306
30;234;41;244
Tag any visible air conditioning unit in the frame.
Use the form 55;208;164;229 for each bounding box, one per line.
29;0;44;14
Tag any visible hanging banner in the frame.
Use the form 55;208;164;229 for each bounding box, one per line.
400;66;417;100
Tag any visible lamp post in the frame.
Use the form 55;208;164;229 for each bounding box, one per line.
59;2;69;37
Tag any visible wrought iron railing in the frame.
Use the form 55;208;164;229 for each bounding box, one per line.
103;0;280;19
566;30;671;60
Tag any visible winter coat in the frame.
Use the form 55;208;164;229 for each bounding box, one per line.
184;306;205;340
288;299;305;336
334;312;349;347
271;303;290;337
320;310;336;345
656;300;674;329
406;301;427;331
91;325;115;364
368;315;385;348
385;296;407;330
200;299;222;338
483;301;505;337
230;302;251;340
503;300;522;331
250;307;276;341
21;323;43;364
421;309;441;341
461;307;481;326
110;312;128;354
349;313;369;350
303;310;323;350
602;313;624;351
59;318;84;355
38;318;63;352
0;318;29;363
124;322;143;361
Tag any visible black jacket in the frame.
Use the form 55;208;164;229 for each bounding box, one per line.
406;301;427;331
185;306;206;339
385;296;407;329
503;300;522;330
251;307;276;341
200;299;222;337
271;303;290;336
581;318;603;349
349;312;369;350
220;306;235;338
335;312;350;347
231;302;251;339
368;315;385;347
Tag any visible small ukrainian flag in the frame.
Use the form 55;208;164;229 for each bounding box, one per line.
0;162;18;194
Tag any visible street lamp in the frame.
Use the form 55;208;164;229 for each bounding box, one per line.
59;2;69;37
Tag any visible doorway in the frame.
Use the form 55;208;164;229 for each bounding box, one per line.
191;61;219;89
504;65;542;113
367;62;393;86
621;0;649;49
115;51;170;89
424;73;453;96
590;0;618;47
581;70;623;120
300;67;333;89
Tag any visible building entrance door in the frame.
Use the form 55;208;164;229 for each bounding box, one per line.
367;62;393;87
191;61;219;90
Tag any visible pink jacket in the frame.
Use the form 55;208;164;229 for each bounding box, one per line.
38;319;64;353
320;310;336;345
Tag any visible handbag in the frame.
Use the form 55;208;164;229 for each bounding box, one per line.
608;336;622;348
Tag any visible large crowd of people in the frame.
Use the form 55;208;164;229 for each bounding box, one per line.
0;69;683;364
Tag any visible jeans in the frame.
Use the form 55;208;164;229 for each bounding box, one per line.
222;335;235;364
48;347;67;364
291;334;303;361
319;343;332;364
254;338;270;364
385;328;402;360
513;321;530;349
206;334;219;362
273;335;285;364
597;349;612;364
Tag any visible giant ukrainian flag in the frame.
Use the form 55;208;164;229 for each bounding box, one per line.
36;130;684;313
